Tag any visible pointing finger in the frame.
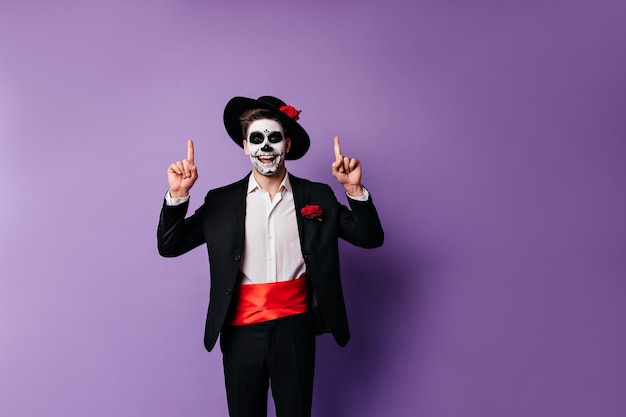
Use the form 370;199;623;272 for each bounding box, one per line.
334;136;342;160
187;139;195;164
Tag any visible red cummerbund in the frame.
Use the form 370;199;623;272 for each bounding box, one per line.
227;277;310;326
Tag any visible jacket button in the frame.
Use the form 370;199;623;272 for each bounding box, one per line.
225;289;232;295
234;255;241;261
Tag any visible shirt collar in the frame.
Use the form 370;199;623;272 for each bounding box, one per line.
247;171;291;194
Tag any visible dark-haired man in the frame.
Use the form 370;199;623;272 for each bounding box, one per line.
157;96;383;417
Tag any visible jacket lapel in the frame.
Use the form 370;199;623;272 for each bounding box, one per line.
233;173;251;244
289;174;307;255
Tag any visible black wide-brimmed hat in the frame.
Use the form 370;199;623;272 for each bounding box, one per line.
223;95;310;160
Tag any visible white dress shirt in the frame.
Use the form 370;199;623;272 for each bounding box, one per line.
239;173;305;284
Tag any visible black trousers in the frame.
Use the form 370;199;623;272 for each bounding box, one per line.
219;312;316;417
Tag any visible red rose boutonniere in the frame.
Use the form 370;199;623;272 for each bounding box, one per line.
301;205;323;221
279;105;301;121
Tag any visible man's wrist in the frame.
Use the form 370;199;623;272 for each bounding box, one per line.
344;184;364;197
169;190;189;198
346;186;369;201
165;190;190;206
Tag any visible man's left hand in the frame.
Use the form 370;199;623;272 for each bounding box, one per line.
331;136;364;197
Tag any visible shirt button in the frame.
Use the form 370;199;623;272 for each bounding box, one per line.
225;289;232;295
234;255;241;261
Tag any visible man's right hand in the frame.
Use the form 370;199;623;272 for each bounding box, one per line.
167;139;198;198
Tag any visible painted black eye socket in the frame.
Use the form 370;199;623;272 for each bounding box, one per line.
268;133;283;143
248;131;283;145
249;132;264;145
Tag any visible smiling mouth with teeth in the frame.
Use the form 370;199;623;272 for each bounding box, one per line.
256;154;279;164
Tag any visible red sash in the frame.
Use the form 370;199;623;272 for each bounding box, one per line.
227;277;310;326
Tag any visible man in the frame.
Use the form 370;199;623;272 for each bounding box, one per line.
157;95;384;417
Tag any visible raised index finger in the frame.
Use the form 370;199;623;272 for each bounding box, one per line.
187;139;194;163
334;136;341;159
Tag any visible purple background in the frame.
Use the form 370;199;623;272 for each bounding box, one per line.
2;1;625;416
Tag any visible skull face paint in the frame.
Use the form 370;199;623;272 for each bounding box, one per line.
244;119;289;176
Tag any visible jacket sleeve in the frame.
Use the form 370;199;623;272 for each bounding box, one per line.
157;199;206;257
334;187;384;248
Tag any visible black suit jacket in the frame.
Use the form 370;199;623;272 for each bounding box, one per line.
157;173;384;352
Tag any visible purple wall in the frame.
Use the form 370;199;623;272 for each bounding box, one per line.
2;1;625;416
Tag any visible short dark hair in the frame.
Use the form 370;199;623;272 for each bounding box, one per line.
239;108;288;138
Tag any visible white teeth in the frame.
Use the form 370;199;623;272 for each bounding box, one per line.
257;156;276;164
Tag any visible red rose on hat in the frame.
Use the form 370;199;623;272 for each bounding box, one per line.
279;105;301;121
